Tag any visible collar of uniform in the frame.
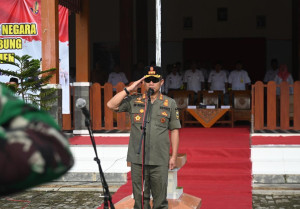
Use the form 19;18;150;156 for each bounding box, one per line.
142;93;163;100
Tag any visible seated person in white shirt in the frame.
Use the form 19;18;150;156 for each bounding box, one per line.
208;62;228;93
183;62;205;93
264;58;279;83
165;64;183;94
228;61;251;90
274;64;294;95
108;63;129;88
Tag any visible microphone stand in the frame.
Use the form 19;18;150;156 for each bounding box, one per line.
137;91;152;209
84;116;115;209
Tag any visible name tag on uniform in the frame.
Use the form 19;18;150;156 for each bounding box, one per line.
134;103;145;107
160;106;170;110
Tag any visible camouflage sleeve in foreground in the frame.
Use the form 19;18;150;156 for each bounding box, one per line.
0;84;74;196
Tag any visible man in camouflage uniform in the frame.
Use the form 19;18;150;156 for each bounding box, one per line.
107;66;181;209
0;84;74;196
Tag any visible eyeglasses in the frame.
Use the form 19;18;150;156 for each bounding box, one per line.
144;77;160;83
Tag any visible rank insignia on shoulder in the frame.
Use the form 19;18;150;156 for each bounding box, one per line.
134;114;142;122
160;118;166;123
176;110;179;120
161;111;168;117
140;109;144;113
163;99;169;107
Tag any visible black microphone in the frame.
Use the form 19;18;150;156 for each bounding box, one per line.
147;88;154;97
76;98;90;120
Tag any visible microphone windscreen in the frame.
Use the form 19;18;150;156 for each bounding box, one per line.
148;88;154;96
76;98;86;109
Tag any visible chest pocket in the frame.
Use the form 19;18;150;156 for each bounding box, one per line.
155;110;170;128
131;107;145;124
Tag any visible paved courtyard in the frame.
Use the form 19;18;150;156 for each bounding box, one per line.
0;191;104;209
1;189;300;208
253;194;300;209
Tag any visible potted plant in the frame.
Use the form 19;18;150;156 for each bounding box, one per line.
0;54;57;110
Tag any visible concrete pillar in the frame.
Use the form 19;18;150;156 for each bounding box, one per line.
74;0;90;134
42;84;62;128
41;0;61;122
76;0;90;82
41;0;59;84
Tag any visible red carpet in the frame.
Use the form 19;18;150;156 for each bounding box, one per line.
90;127;252;209
177;128;252;209
252;135;300;145
69;135;129;145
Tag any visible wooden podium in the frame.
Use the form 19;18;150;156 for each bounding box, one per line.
115;154;202;209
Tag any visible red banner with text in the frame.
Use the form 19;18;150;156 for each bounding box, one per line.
0;0;70;114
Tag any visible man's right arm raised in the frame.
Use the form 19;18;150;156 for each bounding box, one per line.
107;77;145;111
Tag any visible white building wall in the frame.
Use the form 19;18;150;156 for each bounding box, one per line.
69;145;130;173
251;146;300;175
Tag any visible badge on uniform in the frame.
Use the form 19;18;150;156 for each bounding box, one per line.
163;99;169;107
148;66;156;75
161;111;168;117
160;118;166;123
176;110;179;120
159;94;163;100
134;100;144;104
134;114;142;122
140;109;144;113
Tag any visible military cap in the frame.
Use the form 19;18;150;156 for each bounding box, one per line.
144;66;163;78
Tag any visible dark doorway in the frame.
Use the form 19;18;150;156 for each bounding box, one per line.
183;38;266;82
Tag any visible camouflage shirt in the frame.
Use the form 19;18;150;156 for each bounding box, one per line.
0;84;74;195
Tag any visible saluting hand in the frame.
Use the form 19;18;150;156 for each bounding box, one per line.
127;76;145;92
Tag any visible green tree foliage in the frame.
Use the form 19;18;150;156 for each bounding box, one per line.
0;54;58;110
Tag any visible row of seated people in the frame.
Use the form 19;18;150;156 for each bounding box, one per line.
164;60;294;95
167;90;251;127
163;61;251;95
92;61;251;92
93;59;292;93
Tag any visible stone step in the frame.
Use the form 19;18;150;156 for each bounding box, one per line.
31;181;122;192
57;172;127;184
